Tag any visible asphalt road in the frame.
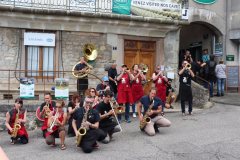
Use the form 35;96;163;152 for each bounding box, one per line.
1;103;240;160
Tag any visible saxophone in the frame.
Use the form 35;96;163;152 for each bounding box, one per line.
76;107;90;147
12;109;21;138
166;88;173;104
139;98;154;129
44;102;50;118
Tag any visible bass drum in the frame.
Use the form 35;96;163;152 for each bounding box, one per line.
36;107;45;121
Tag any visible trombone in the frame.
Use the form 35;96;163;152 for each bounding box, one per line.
110;98;123;134
111;97;124;114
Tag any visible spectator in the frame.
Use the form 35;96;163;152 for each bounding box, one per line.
181;50;193;64
202;49;210;63
215;60;226;96
191;59;202;82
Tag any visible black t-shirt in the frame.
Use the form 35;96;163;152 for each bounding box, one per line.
96;83;114;93
73;107;100;130
40;101;56;112
74;63;88;78
190;62;200;75
166;85;174;96
68;101;83;116
206;60;216;75
96;101;113;124
139;96;162;119
108;68;117;81
182;55;191;63
179;69;192;85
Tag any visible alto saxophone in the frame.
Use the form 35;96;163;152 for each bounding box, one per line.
139;98;154;129
44;102;50;118
166;88;173;104
76;107;90;147
12;109;21;138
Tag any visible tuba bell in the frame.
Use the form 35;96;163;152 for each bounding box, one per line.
139;62;149;73
72;43;98;78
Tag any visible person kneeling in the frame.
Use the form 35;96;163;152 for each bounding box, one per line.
138;87;171;136
96;90;120;143
45;100;67;150
165;79;176;109
72;95;107;153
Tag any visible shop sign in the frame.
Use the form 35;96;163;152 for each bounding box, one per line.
193;0;218;4
226;55;234;61
215;42;223;57
24;33;55;46
190;42;202;48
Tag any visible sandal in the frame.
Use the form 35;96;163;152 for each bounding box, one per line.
10;140;14;145
50;141;55;147
161;112;165;117
182;113;185;117
61;144;66;150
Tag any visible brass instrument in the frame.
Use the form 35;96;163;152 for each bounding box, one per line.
76;106;90;147
166;88;173;104
47;109;60;132
141;77;153;85
43;102;50;118
110;98;123;134
186;63;191;70
139;98;154;129
111;97;125;114
72;43;98;78
142;64;149;73
12;109;21;138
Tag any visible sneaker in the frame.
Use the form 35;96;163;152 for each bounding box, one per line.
125;118;131;123
93;142;99;148
154;124;159;133
221;93;224;96
189;112;194;116
118;119;121;123
214;94;220;97
170;105;174;109
133;113;136;118
109;134;114;140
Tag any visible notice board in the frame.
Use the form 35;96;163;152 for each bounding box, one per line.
226;66;239;93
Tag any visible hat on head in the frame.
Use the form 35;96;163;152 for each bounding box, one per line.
121;64;127;67
103;76;109;82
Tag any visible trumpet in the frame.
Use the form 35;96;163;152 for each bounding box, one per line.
110;98;123;134
47;109;59;132
186;63;191;70
111;97;125;114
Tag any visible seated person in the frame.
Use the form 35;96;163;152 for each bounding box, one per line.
165;79;176;109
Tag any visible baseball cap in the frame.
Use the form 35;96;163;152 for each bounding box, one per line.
121;64;127;67
103;76;109;82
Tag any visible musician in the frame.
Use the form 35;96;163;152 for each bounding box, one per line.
45;100;67;150
72;95;106;153
178;60;195;116
96;77;114;93
39;93;56;138
108;63;118;100
138;87;171;136
96;90;120;143
74;56;93;101
68;93;81;135
5;98;28;144
131;64;146;118
85;88;100;109
152;66;168;116
116;64;134;123
165;79;176;109
138;62;147;75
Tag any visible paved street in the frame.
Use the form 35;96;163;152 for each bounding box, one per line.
1;103;240;160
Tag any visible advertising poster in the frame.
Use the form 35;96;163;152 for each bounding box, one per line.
20;78;35;98
215;42;223;57
113;0;182;19
55;78;69;99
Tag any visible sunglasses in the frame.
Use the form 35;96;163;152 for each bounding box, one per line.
90;91;95;93
85;101;93;104
56;106;62;108
157;68;160;70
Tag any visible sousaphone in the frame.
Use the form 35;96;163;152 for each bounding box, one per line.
72;43;98;78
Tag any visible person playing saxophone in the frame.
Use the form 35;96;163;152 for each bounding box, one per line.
137;87;171;136
5;98;29;144
164;79;176;109
72;95;106;153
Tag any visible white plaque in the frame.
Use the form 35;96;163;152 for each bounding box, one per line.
167;72;174;79
24;33;55;46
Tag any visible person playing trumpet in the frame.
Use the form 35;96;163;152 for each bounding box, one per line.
5;98;28;144
72;95;106;153
39;93;56;138
131;64;146;118
178;60;195;116
96;90;120;143
45;100;67;150
137;87;171;136
74;56;93;101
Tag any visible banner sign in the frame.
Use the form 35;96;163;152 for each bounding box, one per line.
113;0;182;19
193;0;218;5
190;42;202;48
24;33;55;46
215;42;223;57
226;55;234;61
55;78;69;99
20;78;35;98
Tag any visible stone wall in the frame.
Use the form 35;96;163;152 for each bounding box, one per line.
191;81;210;108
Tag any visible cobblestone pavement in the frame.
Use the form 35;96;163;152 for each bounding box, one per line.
1;103;240;160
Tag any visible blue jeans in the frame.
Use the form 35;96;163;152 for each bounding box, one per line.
114;93;117;101
11;135;28;144
217;78;226;94
132;101;136;113
204;81;214;95
181;101;193;113
117;103;130;120
162;101;165;112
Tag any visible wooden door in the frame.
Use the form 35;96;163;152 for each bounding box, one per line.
124;40;155;95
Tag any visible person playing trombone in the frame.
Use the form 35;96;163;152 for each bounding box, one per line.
45;100;67;150
96;90;121;143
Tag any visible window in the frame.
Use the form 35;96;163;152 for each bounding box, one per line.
26;31;56;79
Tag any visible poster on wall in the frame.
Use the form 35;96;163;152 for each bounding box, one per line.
215;42;223;57
20;78;35;98
113;0;182;19
55;78;69;99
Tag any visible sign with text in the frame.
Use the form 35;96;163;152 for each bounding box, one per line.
190;42;202;48
215;42;223;57
20;78;35;98
24;33;55;46
113;0;182;19
182;9;188;20
226;66;239;93
55;78;69;99
226;55;234;61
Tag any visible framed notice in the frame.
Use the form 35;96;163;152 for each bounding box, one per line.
20;78;35;98
226;66;240;93
24;33;55;46
55;78;69;99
